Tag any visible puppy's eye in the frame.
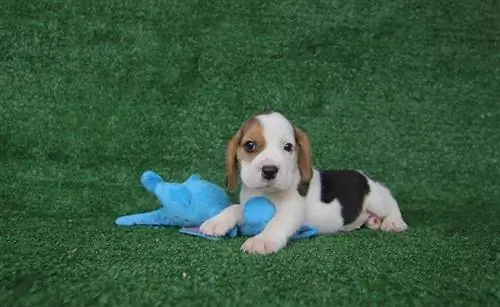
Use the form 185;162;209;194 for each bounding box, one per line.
243;141;257;153
283;142;293;152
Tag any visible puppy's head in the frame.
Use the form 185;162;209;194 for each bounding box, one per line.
226;111;312;193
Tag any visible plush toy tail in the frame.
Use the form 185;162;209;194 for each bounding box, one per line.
115;209;171;226
140;170;163;193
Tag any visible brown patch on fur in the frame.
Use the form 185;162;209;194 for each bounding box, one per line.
294;126;313;183
237;122;266;162
226;115;266;192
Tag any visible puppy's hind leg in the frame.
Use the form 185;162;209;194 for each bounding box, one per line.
363;178;408;232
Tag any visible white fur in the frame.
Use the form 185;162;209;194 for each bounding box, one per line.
200;112;408;255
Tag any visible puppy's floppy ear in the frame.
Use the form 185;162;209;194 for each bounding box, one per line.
225;127;243;192
294;126;313;182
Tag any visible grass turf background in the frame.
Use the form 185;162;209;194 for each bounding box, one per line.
1;0;499;305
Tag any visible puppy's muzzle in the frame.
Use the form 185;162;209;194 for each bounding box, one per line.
261;165;279;180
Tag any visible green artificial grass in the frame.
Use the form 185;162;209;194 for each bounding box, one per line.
1;0;499;305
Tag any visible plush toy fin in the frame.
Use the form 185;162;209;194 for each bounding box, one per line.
115;209;177;226
185;174;201;182
178;227;222;240
178;226;238;239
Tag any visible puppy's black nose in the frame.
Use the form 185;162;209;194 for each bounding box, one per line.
261;165;279;180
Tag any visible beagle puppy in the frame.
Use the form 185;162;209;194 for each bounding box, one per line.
200;111;408;255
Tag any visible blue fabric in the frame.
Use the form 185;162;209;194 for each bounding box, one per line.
116;170;318;241
115;171;232;227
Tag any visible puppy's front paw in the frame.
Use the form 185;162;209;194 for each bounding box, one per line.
241;234;286;255
199;215;237;237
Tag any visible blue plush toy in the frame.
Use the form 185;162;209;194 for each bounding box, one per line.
116;170;318;241
115;170;232;227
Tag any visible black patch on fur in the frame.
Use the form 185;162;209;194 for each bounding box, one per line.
297;180;310;197
318;170;371;225
360;170;376;181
